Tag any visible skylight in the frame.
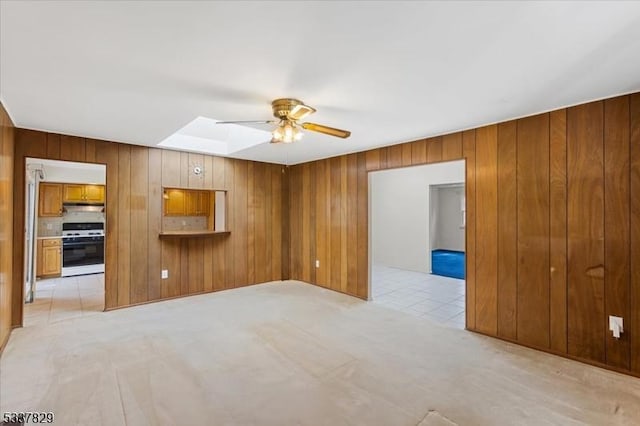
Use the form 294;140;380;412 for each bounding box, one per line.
157;116;271;156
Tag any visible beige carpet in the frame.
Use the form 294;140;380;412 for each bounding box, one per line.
1;281;639;425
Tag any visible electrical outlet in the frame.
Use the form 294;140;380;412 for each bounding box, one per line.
161;269;169;279
315;260;320;268
46;223;53;230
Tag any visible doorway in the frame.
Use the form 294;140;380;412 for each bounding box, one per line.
23;158;106;326
369;160;466;328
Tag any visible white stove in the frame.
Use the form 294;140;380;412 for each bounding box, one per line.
61;222;105;277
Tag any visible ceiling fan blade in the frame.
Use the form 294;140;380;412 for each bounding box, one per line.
288;104;316;121
215;120;275;125
302;122;351;139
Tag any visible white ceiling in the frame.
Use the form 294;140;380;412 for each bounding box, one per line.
2;1;640;165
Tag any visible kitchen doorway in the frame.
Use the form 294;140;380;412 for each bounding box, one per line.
368;160;466;328
23;158;106;326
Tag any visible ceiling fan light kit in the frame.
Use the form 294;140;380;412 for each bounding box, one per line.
272;119;303;143
216;98;351;144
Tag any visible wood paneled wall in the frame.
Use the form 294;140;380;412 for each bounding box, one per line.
12;130;286;325
0;102;15;355
289;92;640;376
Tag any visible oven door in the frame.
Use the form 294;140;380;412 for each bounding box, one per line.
62;238;105;267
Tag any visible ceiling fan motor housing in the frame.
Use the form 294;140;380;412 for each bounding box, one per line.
271;98;303;120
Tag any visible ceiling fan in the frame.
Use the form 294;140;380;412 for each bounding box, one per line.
216;98;351;144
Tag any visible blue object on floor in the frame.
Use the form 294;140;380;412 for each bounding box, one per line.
431;249;465;279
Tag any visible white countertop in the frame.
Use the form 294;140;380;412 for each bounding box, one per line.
37;236;62;240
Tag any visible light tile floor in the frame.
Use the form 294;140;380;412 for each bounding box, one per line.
371;264;465;329
25;273;105;326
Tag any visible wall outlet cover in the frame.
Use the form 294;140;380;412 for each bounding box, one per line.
161;269;169;279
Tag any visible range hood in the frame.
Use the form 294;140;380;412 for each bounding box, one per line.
63;203;105;213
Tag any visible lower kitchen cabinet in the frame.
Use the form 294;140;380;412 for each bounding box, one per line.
37;238;62;278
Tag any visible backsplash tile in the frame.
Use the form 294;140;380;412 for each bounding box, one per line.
38;212;105;237
163;216;207;231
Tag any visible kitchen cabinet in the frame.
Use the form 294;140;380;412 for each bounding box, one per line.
63;184;105;203
186;190;210;216
84;185;105;203
37;239;62;277
164;189;210;216
164;189;186;216
39;183;63;217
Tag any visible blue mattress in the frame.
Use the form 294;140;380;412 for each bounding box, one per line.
431;249;465;279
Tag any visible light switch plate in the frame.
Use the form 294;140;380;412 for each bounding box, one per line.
161;269;169;279
315;260;320;268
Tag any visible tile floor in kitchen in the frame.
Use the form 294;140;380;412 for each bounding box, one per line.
24;273;105;326
371;264;465;329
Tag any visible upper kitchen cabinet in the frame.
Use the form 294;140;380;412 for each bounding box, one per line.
164;188;186;216
39;183;63;217
164;188;210;216
63;184;105;203
83;185;105;203
187;190;210;216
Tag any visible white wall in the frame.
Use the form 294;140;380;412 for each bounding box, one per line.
370;160;465;273
433;185;465;251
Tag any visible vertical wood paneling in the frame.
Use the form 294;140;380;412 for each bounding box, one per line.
567;102;605;363
203;237;214;292
180;239;189;294
301;163;311;282
162;150;181;187
264;165;273;281
365;149;380;171
85;139;97;163
224;158;236;288
387;144;403;168
147;148;162;301
281;165;290;281
289;165;302;280
330;156;342;291
346;154;358;296
117;145;131;306
340;157;348;291
129;146;148;304
631;93;640;373
254;162;267;284
378;147;388;170
497;121;517;340
271;166;282;282
96;141;118;309
442;133;463;161
46;133;61;159
427;137;443;163
188;239;204;293
463;130;476;330
401;143;412;166
517;114;550;348
356;152;368;299
315;160;328;287
247;162;255;285
474;125;498;335
60;135;85;162
0;103;14;352
549;109;568;353
604;96;630;369
411;139;427;165
234;160;248;287
180;152;189;187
